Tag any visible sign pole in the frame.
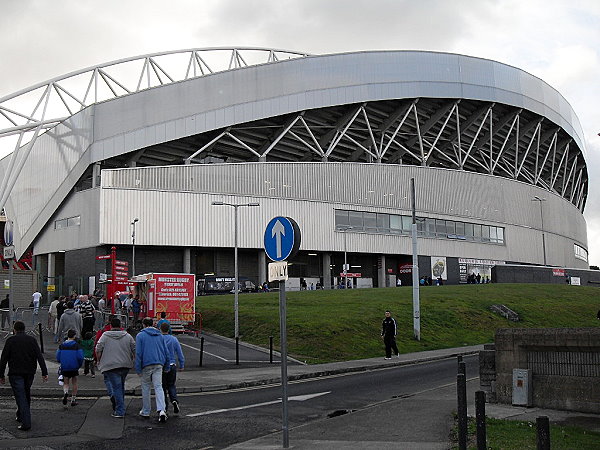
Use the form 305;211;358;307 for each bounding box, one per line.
279;279;289;448
111;246;116;314
8;260;13;326
411;178;421;341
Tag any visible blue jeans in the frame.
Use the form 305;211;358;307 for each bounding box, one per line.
103;368;129;416
9;374;34;428
140;364;165;415
162;365;178;406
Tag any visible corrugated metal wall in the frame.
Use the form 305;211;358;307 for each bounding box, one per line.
98;163;587;268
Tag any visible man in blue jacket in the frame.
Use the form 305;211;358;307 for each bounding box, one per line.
160;322;185;414
135;317;169;422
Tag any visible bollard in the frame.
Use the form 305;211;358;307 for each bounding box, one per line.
270;336;274;364
458;360;466;376
235;336;240;365
198;336;204;367
38;322;44;353
457;373;467;450
475;390;486;450
536;416;550;450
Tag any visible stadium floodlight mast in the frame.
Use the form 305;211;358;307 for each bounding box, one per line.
531;196;547;266
131;218;139;276
337;225;352;288
211;201;260;344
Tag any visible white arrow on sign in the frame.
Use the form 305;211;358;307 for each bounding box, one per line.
186;391;330;417
272;219;286;259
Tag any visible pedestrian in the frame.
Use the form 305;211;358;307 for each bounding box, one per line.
0;321;48;431
56;329;84;407
160;322;185;414
78;295;96;336
57;301;83;341
131;296;141;327
98;295;106;312
80;332;95;377
31;291;41;327
55;296;67;342
381;310;399;360
48;296;59;333
1;294;10;330
135;317;169;422
156;312;171;334
96;317;136;418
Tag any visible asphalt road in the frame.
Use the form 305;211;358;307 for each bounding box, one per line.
51;355;478;450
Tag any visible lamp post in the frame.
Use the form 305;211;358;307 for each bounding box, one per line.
211;201;260;340
532;196;547;266
338;225;352;288
131;218;139;276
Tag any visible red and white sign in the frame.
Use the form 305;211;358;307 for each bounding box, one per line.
152;273;196;322
96;255;111;260
399;263;412;274
115;270;129;277
115;260;129;266
553;268;566;277
340;272;362;278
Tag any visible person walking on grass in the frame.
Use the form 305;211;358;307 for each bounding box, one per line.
381;310;400;360
136;317;169;423
160;322;185;414
0;321;48;431
96;317;136;418
56;329;84;407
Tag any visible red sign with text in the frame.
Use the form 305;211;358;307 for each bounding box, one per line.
152;273;196;322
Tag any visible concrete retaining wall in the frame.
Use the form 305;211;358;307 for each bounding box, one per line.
495;328;600;413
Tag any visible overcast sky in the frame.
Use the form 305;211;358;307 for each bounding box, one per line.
1;0;599;265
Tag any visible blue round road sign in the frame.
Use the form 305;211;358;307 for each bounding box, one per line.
264;217;301;262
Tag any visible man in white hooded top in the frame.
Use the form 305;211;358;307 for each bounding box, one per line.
95;317;135;418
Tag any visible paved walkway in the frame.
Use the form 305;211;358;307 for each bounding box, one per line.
1;328;599;449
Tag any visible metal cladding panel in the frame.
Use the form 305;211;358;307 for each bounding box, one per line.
0;108;94;257
34;188;101;255
89;51;586;162
99;162;587;267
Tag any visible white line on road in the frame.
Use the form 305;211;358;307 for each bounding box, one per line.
180;342;229;362
186;391;331;417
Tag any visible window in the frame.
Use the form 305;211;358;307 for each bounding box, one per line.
55;219;67;230
401;216;412;233
390;215;402;233
349;211;363;230
455;222;465;237
464;223;474;239
497;227;504;244
377;213;389;233
435;219;446;236
335;210;350;229
446;220;456;236
67;216;81;227
425;218;436;237
364;212;377;232
55;216;80;230
473;224;482;239
416;218;425;235
482;225;490;242
489;226;498;243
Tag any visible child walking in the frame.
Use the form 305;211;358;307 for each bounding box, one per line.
80;332;95;377
56;329;84;406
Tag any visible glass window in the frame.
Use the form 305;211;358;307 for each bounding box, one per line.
390;215;402;233
349;211;363;230
425;218;436;237
489;227;498;242
55;219;67;230
473;224;482;239
497;227;504;243
377;213;389;232
335;210;350;228
435;219;446;236
416;218;425;235
401;216;412;233
482;225;490;242
67;216;81;227
446;220;456;235
364;212;377;231
464;223;474;238
455;222;465;236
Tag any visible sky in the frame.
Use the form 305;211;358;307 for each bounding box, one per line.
0;0;599;265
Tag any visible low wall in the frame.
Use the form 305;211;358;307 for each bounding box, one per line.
492;265;600;285
495;328;600;413
0;269;38;308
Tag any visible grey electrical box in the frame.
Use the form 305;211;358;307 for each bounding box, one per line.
512;368;532;406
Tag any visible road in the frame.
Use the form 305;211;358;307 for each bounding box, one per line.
54;355;478;450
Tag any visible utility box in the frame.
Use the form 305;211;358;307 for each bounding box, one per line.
512;368;532;406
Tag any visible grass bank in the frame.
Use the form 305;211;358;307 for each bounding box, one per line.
196;283;600;363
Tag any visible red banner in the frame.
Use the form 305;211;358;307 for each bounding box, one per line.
153;274;196;322
553;268;565;277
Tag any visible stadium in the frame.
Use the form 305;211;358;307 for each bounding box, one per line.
0;47;591;295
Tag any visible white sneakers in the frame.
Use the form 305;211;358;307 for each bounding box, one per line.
158;410;168;423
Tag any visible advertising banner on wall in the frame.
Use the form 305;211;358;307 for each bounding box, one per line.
459;258;505;283
431;256;447;280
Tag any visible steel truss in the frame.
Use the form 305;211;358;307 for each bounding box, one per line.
0;47;309;212
173;99;587;211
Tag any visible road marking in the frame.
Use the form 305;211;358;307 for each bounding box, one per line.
180;342;229;362
186;391;330;417
179;341;279;363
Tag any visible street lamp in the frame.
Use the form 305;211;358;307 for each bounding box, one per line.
531;196;547;266
131;218;139;276
337;225;352;288
211;201;260;340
